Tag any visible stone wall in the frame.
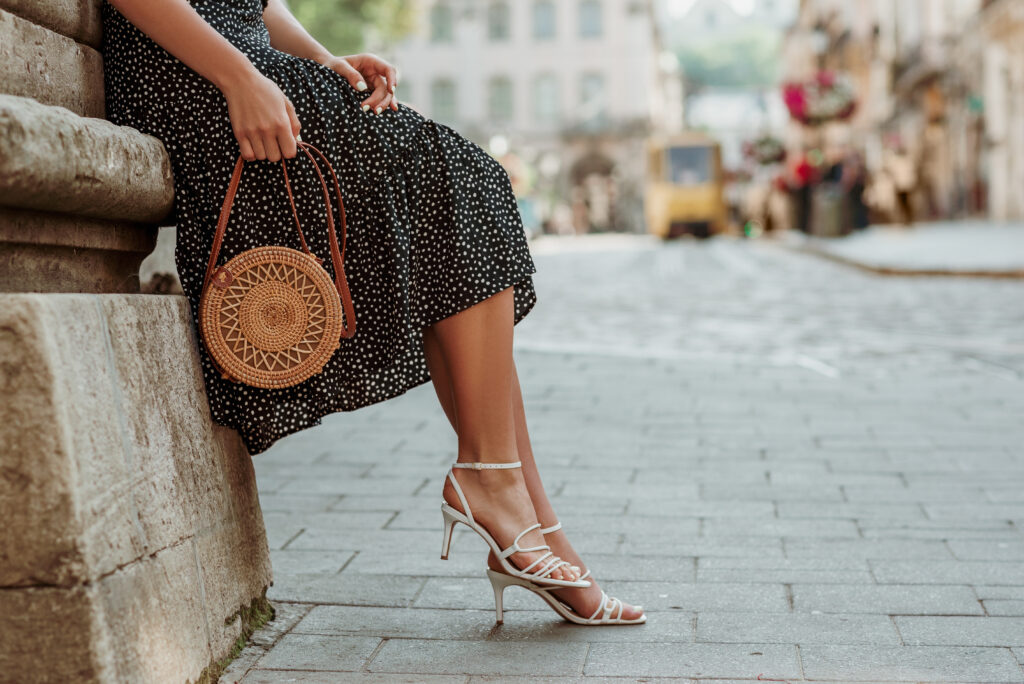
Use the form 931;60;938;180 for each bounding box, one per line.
0;1;274;681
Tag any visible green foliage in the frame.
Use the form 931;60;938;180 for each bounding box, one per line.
675;26;782;90
284;0;415;55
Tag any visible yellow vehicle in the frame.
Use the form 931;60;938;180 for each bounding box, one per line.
645;134;727;239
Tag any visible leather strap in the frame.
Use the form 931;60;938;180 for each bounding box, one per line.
202;141;356;338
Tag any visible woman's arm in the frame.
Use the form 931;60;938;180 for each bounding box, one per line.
262;0;397;113
106;0;302;161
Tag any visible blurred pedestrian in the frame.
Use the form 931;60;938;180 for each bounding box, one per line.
841;150;870;231
884;144;917;226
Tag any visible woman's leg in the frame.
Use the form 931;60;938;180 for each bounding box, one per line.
423;311;641;619
422;286;576;582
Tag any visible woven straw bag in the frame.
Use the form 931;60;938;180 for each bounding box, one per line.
198;141;356;389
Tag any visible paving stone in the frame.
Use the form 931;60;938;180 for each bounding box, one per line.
254;634;381;671
269;550;356;576
948;539;1024;561
257;493;343;513
696;611;899;645
859;521;1022;540
617;535;785;559
583;642;800;678
791;583;984;615
285;528;441;554
895;616;1024;646
784;538;954;560
702;517;860;537
277;476;427;496
267;573;426;607
799;644;1023;682
243;673;465;684
870;560;1024;585
776;502;926;520
623;500;775;518
367;640;588;676
925;503;1024;519
985;600;1024;616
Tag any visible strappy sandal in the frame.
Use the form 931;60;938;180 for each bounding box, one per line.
485;520;647;625
440;461;590;589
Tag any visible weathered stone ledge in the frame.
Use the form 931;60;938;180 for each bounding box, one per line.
0;93;175;223
0;0;101;47
0;7;105;118
0;206;158;292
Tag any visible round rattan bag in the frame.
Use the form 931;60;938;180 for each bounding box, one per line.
198;141;356;389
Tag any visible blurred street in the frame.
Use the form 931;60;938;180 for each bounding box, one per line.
225;234;1024;682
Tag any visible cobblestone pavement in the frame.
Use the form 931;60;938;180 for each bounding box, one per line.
222;234;1024;683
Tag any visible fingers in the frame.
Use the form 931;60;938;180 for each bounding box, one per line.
238;136;256;162
286;99;301;138
385;65;398;94
339;61;368;92
277;127;297;160
361;74;395;115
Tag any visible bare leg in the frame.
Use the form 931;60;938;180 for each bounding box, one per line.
423;315;641;619
423;287;577;582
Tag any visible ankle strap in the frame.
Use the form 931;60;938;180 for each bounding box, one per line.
452;461;522;470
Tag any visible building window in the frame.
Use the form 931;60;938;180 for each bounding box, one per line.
430;3;454;43
579;0;602;38
532;0;556;40
533;73;560;124
487;76;514;123
431;78;457;123
579;72;607;128
487;2;511;41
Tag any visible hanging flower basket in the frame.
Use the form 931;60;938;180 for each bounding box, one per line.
742;134;786;165
782;71;857;126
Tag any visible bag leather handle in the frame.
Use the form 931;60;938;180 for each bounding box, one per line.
203;141;356;339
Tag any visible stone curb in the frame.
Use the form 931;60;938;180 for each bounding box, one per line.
782;235;1024;279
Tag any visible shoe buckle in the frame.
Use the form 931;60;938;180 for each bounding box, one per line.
471;462;484;470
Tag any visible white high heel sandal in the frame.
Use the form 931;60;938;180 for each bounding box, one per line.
440;461;590;589
485;521;647;626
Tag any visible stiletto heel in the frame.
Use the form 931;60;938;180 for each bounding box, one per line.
490;571;507;624
440;507;457;560
440;460;590;588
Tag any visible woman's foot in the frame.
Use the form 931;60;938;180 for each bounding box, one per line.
443;464;581;583
486;528;644;620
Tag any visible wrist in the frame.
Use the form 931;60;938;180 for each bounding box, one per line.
311;50;335;66
211;53;263;94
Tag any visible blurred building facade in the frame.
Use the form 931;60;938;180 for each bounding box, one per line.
782;0;1024;224
390;0;684;234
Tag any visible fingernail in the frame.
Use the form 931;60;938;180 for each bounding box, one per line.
390;83;395;93
357;80;368;91
362;104;370;113
375;106;383;114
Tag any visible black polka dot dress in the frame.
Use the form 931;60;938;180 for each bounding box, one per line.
99;0;537;455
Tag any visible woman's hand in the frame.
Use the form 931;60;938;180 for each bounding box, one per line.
317;53;399;115
221;69;302;162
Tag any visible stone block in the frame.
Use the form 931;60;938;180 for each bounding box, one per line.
0;94;174;223
0;293;273;683
0;8;105;117
0;0;101;46
0;540;211;683
0;206;157;292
